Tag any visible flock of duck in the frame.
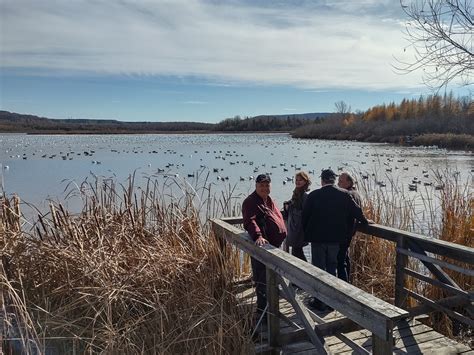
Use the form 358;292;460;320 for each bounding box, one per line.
2;136;471;195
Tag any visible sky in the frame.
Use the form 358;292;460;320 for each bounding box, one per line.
0;0;470;123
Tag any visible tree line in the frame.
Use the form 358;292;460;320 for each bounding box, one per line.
292;94;473;150
213;114;330;132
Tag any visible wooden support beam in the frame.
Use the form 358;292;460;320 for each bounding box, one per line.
407;294;471;318
403;267;471;299
395;235;409;308
372;324;394;355
396;247;474;276
407;239;474;319
357;224;474;264
403;288;474;327
266;268;280;353
277;275;328;354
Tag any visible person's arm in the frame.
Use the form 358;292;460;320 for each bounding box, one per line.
348;194;368;225
242;198;266;243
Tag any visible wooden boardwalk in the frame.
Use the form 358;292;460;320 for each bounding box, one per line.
212;217;473;354
237;286;472;354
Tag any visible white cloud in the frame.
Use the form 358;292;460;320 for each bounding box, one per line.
0;0;422;90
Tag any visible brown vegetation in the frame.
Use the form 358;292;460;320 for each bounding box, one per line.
1;177;253;354
293;94;473;150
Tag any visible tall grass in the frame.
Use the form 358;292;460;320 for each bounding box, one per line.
1;175;253;354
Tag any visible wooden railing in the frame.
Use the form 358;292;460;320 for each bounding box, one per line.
357;224;473;326
212;218;409;354
212;217;473;354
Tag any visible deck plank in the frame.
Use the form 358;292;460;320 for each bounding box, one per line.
245;287;472;354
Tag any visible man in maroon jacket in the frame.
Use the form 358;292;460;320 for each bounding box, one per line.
242;174;287;322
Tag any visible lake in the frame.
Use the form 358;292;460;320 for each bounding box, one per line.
1;133;472;229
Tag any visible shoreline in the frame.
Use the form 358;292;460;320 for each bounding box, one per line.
1;130;471;152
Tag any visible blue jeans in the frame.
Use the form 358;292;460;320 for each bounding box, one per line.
311;243;339;277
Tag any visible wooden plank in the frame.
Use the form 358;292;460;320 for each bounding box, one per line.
404;288;474;327
277;276;328;353
357;224;474;264
220;216;243;224
332;328;442;354
397;247;474;276
325;320;428;348
395;332;472;354
395;235;409;308
403;267;471;299
211;219;408;341
266;268;280;353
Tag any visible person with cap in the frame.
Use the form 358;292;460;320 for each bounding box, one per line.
337;171;362;283
242;173;287;323
302;168;370;311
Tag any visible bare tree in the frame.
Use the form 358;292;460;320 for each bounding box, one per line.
334;100;351;116
396;0;473;89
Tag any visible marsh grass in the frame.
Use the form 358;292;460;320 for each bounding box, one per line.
1;174;253;354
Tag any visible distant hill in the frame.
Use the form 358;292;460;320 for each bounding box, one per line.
0;111;214;133
0;111;332;134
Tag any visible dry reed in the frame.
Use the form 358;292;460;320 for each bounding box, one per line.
1;175;253;354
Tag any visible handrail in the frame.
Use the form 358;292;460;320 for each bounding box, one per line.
217;216;474;326
211;218;409;354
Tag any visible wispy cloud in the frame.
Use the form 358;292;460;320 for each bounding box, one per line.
1;0;421;90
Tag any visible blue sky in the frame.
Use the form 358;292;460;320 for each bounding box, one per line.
0;0;469;122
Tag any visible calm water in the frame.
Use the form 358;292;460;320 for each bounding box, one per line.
1;133;472;224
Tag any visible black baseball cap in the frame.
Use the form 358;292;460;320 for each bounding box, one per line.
256;174;271;183
320;169;337;180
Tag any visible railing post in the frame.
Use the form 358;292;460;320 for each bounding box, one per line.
266;267;280;352
395;235;408;309
372;323;394;355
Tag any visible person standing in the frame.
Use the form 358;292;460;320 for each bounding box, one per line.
302;169;370;310
242;174;287;321
283;171;311;262
337;171;362;282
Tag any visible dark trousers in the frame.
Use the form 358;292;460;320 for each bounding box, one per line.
291;246;307;262
251;257;267;314
311;243;339;277
337;241;351;282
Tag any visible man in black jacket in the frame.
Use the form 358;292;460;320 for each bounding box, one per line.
302;169;369;309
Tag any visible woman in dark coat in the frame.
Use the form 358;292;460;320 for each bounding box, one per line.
283;171;311;261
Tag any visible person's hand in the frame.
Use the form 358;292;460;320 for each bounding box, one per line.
255;236;268;246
